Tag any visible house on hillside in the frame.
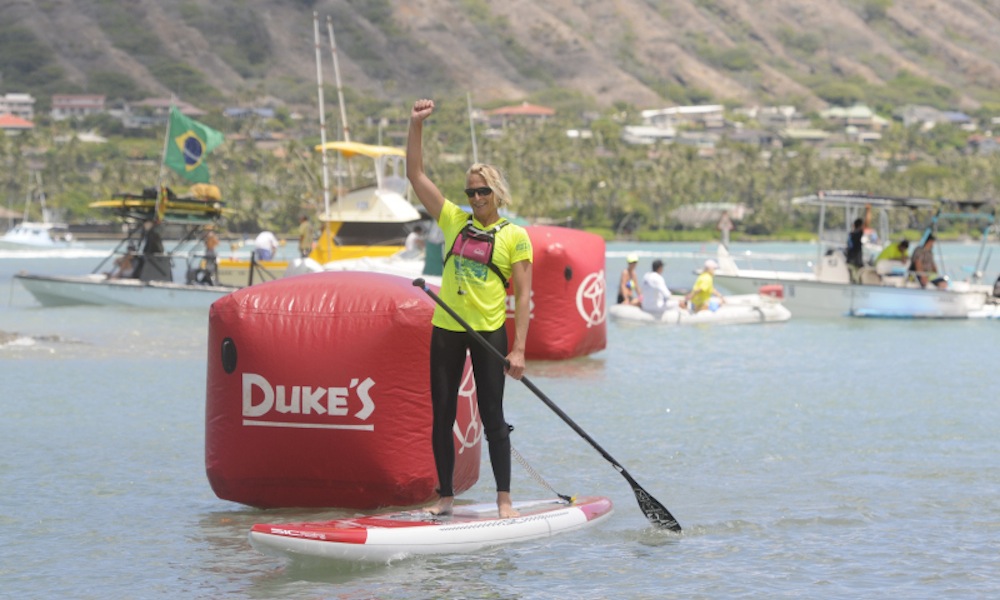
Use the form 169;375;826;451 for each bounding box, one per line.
820;104;888;132
0;93;36;120
641;105;726;130
51;95;106;120
0;113;35;135
733;105;810;130
487;102;555;128
121;98;206;128
223;107;276;120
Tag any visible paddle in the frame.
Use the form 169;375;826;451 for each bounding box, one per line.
412;278;682;532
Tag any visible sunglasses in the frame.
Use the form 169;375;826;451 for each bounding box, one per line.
464;186;493;198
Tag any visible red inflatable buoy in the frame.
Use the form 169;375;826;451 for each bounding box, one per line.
510;226;607;360
205;271;481;509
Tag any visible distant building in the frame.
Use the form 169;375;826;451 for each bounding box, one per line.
223;107;276;120
820;104;889;132
0;113;35;134
641;105;726;130
51;95;106;120
487;102;555;128
733;105;810;130
0;93;36;120
621;125;676;144
121;98;205;128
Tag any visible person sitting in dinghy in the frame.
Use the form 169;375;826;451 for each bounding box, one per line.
640;259;679;316
618;254;641;305
685;259;726;312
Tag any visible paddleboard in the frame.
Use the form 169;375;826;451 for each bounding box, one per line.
249;495;613;563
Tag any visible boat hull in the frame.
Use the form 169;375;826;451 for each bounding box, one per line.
14;273;237;309
715;272;988;319
609;294;790;325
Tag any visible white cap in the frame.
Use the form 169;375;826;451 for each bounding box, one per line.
703;259;719;271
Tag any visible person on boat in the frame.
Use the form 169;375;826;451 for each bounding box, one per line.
134;218;166;280
717;210;734;248
202;225;220;284
875;239;909;263
685;259;725;312
405;225;426;253
618;254;641;305
846;204;872;283
407;98;533;520
109;241;138;279
640;259;678;315
254;230;279;261
909;235;947;289
874;238;909;277
297;215;314;258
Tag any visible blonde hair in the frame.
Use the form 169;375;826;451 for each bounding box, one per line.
466;163;511;209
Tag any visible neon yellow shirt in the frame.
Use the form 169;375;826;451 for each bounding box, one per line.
876;243;907;262
433;200;533;332
690;271;715;310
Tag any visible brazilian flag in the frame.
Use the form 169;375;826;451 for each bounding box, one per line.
163;106;224;183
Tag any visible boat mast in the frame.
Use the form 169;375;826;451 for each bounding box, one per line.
326;16;355;200
467;92;478;164
313;12;332;218
326;16;351;145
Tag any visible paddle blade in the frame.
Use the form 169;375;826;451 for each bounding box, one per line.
633;485;682;532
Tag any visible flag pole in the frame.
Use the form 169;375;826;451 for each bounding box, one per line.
153;104;174;222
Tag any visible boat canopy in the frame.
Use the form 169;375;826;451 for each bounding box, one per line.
792;190;938;211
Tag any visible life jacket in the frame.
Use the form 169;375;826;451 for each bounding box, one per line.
444;217;511;287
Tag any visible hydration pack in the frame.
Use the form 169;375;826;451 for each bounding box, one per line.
445;217;511;287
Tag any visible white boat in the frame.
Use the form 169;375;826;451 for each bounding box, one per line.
0;172;76;249
214;141;422;287
609;290;791;325
13;188;279;309
714;191;999;318
0;221;75;249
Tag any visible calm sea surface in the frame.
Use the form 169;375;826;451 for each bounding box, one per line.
2;241;998;599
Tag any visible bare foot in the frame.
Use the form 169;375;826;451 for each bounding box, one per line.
497;492;520;518
426;496;454;516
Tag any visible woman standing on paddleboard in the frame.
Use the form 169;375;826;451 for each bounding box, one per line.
407;98;533;519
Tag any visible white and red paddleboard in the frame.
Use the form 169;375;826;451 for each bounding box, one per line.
249;495;613;563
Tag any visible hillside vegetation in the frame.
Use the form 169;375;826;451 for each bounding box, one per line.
3;0;1000;113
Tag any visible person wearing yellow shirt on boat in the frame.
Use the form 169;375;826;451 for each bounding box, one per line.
874;239;909;277
684;259;725;312
876;239;909;263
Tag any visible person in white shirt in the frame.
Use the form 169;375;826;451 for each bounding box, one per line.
404;225;426;253
640;259;679;316
254;230;279;261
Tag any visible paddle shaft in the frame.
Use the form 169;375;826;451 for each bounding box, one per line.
413;278;681;531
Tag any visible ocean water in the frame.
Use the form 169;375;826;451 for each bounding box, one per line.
1;241;998;599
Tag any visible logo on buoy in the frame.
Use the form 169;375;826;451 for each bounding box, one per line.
241;373;376;430
576;270;607;328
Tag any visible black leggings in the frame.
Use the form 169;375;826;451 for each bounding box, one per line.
430;326;511;497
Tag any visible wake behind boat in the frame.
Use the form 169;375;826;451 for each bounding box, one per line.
610;289;791;325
